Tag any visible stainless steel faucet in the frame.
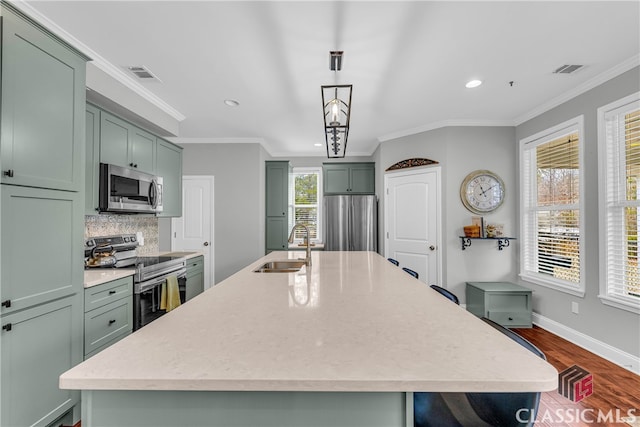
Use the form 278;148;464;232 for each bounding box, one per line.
288;223;312;266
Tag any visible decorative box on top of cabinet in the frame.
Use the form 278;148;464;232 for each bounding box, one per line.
323;162;375;195
466;281;532;328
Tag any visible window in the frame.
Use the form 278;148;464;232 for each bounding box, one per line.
520;116;585;296
598;92;640;313
290;167;322;243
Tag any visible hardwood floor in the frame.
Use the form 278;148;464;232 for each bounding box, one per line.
516;326;640;427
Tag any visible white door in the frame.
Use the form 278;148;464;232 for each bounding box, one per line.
384;167;441;285
172;176;215;289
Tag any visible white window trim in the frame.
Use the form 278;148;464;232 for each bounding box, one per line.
519;115;586;297
290;167;323;244
597;92;640;314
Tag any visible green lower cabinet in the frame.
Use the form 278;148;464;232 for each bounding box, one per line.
84;276;133;359
185;256;205;301
1;295;82;427
266;217;289;252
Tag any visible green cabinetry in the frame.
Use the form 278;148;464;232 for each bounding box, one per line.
84;276;133;359
323;162;375;194
466;282;532;328
99;110;156;174
0;5;87;192
185;256;205;301
265;161;290;253
86;104;184;217
0;5;87;426
1;295;82;427
86;104;101;214
156;138;183;217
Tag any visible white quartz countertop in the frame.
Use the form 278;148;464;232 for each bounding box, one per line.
84;251;204;288
84;268;135;288
65;251;557;393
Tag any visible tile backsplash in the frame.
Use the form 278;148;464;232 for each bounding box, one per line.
85;215;159;255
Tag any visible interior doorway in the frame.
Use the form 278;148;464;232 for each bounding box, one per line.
384;166;442;285
171;176;215;289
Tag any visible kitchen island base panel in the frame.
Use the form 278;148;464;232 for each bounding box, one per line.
82;390;408;427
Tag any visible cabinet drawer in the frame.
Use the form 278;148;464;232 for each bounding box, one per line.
85;276;133;312
487;310;532;328
84;297;132;355
84;330;130;360
186;257;204;276
486;293;530;310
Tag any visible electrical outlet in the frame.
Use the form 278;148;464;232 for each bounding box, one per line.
571;301;579;314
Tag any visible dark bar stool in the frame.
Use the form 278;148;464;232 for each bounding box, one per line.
429;285;459;305
387;258;399;266
402;267;418;279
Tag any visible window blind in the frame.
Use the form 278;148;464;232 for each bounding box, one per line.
603;102;640;305
520;119;584;292
292;170;322;241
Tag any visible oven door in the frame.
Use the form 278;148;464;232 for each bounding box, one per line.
133;269;186;331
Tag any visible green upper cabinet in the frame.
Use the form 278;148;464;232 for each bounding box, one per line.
323;162;375;194
156;139;183;217
265;161;290;253
85;104;100;214
99;110;156;175
266;161;289;217
0;5;88;192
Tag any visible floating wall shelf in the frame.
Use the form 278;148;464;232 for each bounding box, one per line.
459;237;516;251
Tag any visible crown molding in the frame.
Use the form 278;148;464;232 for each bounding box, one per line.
377;119;515;142
10;0;186;122
514;54;640;126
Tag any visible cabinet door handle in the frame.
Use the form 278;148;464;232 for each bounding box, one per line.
108;290;117;295
1;300;11;308
108;319;116;326
2;323;12;332
3;169;14;178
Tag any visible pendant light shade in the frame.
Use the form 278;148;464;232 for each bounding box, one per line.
321;84;352;158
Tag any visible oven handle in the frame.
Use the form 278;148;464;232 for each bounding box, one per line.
135;268;187;294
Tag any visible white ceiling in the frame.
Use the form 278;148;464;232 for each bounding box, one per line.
21;1;640;157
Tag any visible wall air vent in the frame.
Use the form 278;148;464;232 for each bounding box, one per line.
553;64;584;74
126;65;161;82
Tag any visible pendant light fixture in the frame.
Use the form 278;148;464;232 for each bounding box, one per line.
321;51;352;158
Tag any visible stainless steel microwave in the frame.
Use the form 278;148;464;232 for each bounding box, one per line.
99;163;163;214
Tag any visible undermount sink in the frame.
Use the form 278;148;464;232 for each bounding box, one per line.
253;260;306;273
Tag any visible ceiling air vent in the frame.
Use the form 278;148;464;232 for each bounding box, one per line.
553;64;584;74
126;65;161;82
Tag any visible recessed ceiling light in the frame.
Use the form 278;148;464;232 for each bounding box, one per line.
465;79;482;89
224;99;240;107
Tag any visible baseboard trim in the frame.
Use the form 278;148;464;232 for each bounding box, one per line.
532;312;640;375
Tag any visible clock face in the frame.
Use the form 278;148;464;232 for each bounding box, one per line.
460;170;505;214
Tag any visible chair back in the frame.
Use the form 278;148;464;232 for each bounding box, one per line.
402;267;418;279
387;258;399;266
429;285;459;305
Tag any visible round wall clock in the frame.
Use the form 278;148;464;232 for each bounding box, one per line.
460;169;505;214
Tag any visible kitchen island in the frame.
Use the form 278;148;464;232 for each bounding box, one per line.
61;251;556;426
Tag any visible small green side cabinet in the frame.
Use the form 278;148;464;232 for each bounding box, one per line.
466;281;532;328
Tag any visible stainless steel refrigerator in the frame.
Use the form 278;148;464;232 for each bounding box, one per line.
323;195;377;251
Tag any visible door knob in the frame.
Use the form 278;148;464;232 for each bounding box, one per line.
429;245;436;251
203;242;209;247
